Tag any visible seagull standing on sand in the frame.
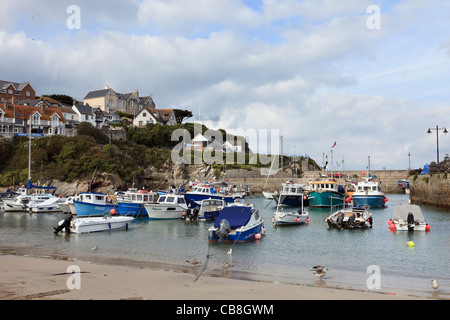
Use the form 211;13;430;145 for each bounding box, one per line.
431;278;439;290
221;262;233;271
91;245;98;251
186;259;202;266
310;266;328;279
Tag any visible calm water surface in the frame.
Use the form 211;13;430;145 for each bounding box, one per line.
1;194;449;298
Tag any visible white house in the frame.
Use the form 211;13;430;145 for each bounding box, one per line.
133;107;159;127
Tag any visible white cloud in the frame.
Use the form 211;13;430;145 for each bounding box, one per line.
0;0;449;170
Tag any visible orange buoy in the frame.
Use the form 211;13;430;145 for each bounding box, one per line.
425;224;431;231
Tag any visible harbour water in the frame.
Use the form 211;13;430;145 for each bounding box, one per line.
1;193;449;299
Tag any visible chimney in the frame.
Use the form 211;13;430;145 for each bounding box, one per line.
135;89;139;97
73;99;76;106
40;104;46;115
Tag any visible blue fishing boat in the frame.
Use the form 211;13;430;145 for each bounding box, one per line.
117;188;157;216
351;177;387;208
73;192;116;217
308;180;346;208
183;185;241;207
273;182;309;206
208;203;265;242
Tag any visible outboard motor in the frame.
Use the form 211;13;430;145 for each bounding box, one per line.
192;208;199;221
54;214;73;234
218;219;231;243
347;213;356;228
336;212;345;227
407;212;415;231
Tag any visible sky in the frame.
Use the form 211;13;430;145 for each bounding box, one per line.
0;0;449;170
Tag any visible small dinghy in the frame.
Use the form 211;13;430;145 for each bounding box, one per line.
272;194;309;226
54;212;134;234
326;206;373;229
389;204;430;232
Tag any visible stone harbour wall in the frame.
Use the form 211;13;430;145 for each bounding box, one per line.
409;173;450;210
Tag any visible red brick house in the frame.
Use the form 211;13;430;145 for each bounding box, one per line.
0;80;36;103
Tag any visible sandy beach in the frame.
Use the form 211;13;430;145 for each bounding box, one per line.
0;254;419;301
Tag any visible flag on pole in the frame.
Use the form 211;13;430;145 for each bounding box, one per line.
331;141;336;149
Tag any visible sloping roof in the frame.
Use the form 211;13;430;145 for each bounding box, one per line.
83;88;112;100
0;104;66;122
0;80;32;93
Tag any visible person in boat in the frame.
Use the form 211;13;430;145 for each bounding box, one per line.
184;204;192;220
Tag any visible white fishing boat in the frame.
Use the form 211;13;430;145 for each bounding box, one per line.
28;197;64;213
351;177;387;208
55;213;135;234
3;191;56;212
58;196;79;214
326;205;373;229
144;194;187;220
389;204;430;232
117;188;157;216
197;198;224;221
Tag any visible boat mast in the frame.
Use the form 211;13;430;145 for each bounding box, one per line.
28;114;32;195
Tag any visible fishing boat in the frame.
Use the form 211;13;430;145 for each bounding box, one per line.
307;180;346;208
326;205;373;229
273;193;309;226
56;213;135;234
197;198;224;221
3;187;57;212
144;194;187;220
58;196;79;214
273;182;309;206
351;177;387;208
117;188;157;217
183;184;241;207
389;204;430;232
28;197;64;213
73;192;116;217
208;203;265;242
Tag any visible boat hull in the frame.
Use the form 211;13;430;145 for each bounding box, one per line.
308;191;345;208
208;223;263;242
3;201;27;212
29;206;62;213
273;211;309;226
144;204;184;220
352;195;386;208
274;194;309;206
63;216;134;234
184;194;238;207
117;202;148;217
73;200;116;217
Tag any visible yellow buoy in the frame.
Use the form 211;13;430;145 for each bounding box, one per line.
407;241;415;247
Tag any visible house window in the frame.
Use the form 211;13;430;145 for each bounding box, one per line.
26;91;31;97
143;112;146;117
8;89;13;94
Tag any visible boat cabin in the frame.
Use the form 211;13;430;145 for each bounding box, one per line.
79;192;108;204
189;186;215;195
309;181;340;192
157;194;187;206
282;183;304;194
122;188;156;203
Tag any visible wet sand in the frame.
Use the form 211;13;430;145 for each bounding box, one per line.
0;254;419;300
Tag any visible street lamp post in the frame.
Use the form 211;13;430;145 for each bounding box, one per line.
427;125;448;163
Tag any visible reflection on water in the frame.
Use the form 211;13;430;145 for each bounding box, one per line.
1;194;449;298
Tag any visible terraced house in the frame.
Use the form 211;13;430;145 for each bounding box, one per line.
0;103;65;138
